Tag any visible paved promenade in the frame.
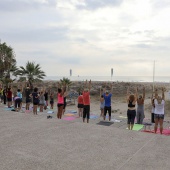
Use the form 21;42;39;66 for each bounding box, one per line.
0;104;170;170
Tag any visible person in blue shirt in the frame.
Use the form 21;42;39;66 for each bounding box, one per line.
103;83;113;121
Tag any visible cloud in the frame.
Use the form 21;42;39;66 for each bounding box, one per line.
0;0;57;12
76;0;124;10
2;26;69;43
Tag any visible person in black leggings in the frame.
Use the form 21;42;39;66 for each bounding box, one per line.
3;86;7;105
127;87;138;130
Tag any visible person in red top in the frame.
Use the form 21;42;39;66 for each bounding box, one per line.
82;80;91;123
77;92;84;117
7;87;12;108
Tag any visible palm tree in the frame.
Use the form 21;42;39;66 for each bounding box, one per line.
0;42;17;85
60;77;72;87
17;61;46;88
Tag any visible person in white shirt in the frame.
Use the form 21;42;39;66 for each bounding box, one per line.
154;88;165;134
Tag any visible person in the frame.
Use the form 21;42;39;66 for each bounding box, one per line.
57;86;65;119
3;86;7;105
39;90;45;112
154;88;165;134
44;90;48;108
7;87;12;108
17;89;23;109
151;92;156;123
62;86;68;115
103;83;113;121
77;92;84;117
14;93;21;112
49;91;54;109
25;85;31;110
136;87;145;124
99;87;105;117
30;87;39;115
82;80;91;123
127;87;137;130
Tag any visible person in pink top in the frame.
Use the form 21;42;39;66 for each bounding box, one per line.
57;85;65;119
82;80;91;123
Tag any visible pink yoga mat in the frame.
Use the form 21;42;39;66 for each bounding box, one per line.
63;117;76;121
142;129;170;136
65;113;75;117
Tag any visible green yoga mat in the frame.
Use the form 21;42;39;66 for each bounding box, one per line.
126;124;144;131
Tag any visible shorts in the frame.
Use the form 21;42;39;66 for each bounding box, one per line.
57;103;64;107
127;109;136;124
83;105;90;119
104;106;111;117
15;98;21;108
33;102;39;105
26;98;31;103
50;100;54;104
78;104;84;108
154;114;164;120
7;98;12;102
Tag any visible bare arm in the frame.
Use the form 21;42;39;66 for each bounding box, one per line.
103;82;107;93
126;87;130;102
162;87;165;100
88;80;91;91
134;87;138;102
143;87;145;99
110;83;113;94
63;86;68;97
100;87;102;98
154;88;158;99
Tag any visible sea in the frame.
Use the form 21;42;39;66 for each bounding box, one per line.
45;76;170;83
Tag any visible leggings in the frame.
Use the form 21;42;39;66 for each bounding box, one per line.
127;109;136;124
136;105;144;124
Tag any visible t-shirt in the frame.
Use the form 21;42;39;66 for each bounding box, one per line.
32;92;39;103
7;91;12;98
17;92;22;99
103;93;112;107
154;99;165;115
83;91;90;105
25;89;31;99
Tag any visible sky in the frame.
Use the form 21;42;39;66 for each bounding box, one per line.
1;0;170;78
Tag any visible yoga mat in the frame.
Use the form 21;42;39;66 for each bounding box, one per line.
111;119;122;123
22;108;33;112
142;129;170;136
63;117;76;121
119;116;127;118
157;129;170;135
126;124;144;131
47;111;54;114
66;110;77;114
4;108;13;111
97;121;114;126
25;110;32;113
90;115;99;119
70;110;77;113
65;113;75;117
